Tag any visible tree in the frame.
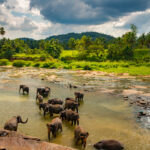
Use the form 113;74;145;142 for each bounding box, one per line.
45;41;62;58
68;38;76;49
0;43;15;60
145;32;150;48
137;33;146;48
107;44;122;60
130;24;137;36
0;27;5;38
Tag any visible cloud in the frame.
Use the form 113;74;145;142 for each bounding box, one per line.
30;0;150;25
0;0;5;3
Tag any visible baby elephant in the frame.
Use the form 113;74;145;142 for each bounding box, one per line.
36;94;43;103
74;126;89;148
4;116;28;131
46;117;62;140
39;102;49;112
60;109;79;125
48;98;63;105
19;85;29;95
94;140;124;150
74;92;84;102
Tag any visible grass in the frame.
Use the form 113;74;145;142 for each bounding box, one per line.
0;49;150;76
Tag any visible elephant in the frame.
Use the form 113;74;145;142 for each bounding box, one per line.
65;100;79;113
65;97;76;101
48;98;63;105
74;92;84;102
44;104;64;117
60;109;79;125
37;87;50;97
36;94;43;103
19;85;29;95
93;140;124;150
46;117;62;140
4;116;28;131
39;102;49;112
74;126;89;148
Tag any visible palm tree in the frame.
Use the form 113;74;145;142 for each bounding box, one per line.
0;27;5;38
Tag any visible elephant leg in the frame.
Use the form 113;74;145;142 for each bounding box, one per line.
48;130;51;141
44;111;46;117
71;121;73;126
60;126;63;132
76;138;79;145
50;112;53;117
76;107;78;113
53;132;56;137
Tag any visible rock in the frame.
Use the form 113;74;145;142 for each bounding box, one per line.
94;140;124;150
123;96;128;100
0;129;76;150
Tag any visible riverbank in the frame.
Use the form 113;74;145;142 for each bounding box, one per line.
0;59;150;76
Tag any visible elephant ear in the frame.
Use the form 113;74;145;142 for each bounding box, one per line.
46;124;50;128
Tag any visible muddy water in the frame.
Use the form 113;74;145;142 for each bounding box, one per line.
0;68;150;150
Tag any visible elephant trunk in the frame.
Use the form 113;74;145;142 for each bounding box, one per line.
20;117;28;124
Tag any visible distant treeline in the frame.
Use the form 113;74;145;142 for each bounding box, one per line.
0;25;150;62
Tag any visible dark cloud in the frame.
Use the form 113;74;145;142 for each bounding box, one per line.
0;0;5;3
30;0;150;25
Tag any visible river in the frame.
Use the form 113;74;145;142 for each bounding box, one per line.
0;67;150;150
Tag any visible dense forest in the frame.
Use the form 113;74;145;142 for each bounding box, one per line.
0;24;150;75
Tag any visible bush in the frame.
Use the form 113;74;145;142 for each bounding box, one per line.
13;60;26;67
33;62;41;67
25;61;32;67
42;62;58;69
83;65;92;70
0;59;9;66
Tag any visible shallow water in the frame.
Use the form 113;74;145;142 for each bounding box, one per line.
0;68;150;150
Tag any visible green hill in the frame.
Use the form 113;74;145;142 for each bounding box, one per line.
46;32;115;42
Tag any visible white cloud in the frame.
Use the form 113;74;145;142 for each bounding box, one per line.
0;0;150;39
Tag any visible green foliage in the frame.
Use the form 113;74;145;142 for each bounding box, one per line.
33;62;41;67
45;40;62;58
0;59;9;66
41;61;61;69
68;38;76;49
13;60;26;67
0;27;5;37
0;43;15;60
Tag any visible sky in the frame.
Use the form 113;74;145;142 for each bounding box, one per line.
0;0;150;39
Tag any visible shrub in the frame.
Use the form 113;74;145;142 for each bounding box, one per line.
13;60;26;67
33;62;41;67
42;62;58;69
83;65;92;70
25;61;32;67
0;59;9;66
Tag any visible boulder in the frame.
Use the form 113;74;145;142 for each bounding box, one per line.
0;129;76;150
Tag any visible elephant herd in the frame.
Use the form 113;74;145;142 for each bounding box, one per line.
3;84;124;150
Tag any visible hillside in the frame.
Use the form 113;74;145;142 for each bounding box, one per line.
46;32;115;42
